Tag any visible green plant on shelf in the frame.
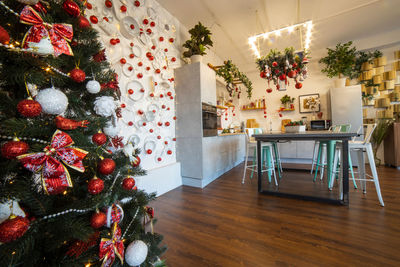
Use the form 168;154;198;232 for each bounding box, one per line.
280;94;295;104
352;50;382;80
286;120;304;126
182;22;213;58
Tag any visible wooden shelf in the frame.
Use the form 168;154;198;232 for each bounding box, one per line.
216;105;228;110
225;102;235;107
241;107;266;111
280;108;295;111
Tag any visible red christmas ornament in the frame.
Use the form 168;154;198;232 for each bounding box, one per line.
266;88;272;93
292;63;298;68
70;68;86;83
105;0;112;8
1;140;29;159
120;5;127;12
260;71;267;78
138;62;143;66
146;28;152;35
32;2;47;14
90;212;107;229
0;216;30;243
276;84;280;90
134;0;140;7
86;2;93;9
167;150;172;155
171;57;176;62
169;38;174;43
122;177;136;190
157;157;162;162
120;58;126;64
146;52;152;58
151;45;156;50
143;19;149;25
129;54;134;59
272;61;278;67
17;99;42;117
155;69;161;74
128;89;134;94
142;122;147;126
157;122;162;126
93;49;106;62
279;74;286;81
98;158;116;175
295;82;303;89
150;21;156;27
131;155;141;167
288;70;296;78
148;56;154;61
165;122;170;126
78;15;91;28
90;15;98;24
274;69;280;74
159;36;164;42
110;38;117;45
146;149;152;154
92;132;107;146
63;0;81;17
137;73;143;79
55;116;89;130
0;25;10;45
88;176;104;194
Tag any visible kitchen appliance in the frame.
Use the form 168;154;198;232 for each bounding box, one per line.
310;119;331;130
202;102;218;137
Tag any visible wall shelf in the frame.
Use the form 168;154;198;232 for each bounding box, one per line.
280;108;295;111
241;107;266;111
216;105;228;110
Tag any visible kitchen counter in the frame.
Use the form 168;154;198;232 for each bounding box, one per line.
218;132;245;136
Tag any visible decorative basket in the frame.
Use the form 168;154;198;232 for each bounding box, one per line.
285;125;306;133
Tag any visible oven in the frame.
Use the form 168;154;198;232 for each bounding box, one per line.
202;102;218;137
310;119;331;130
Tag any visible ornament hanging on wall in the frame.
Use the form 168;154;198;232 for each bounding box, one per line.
35;87;68;115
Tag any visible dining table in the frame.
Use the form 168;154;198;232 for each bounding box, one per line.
253;131;357;205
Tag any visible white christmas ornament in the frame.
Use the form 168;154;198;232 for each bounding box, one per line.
27;37;54;56
17;0;39;5
86;80;101;94
27;83;38;97
0;200;26;224
94;96;116;117
103;121;120;137
36;87;68;115
125;240;148;266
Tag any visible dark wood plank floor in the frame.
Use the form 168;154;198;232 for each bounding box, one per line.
152;164;400;266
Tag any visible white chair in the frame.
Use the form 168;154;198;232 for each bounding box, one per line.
242;128;277;186
330;123;384;206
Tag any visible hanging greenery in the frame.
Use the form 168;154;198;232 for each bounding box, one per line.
215;60;253;99
256;47;309;90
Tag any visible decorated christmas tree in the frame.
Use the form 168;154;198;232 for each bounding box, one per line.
0;0;165;266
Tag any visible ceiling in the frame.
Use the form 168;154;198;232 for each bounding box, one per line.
157;0;400;74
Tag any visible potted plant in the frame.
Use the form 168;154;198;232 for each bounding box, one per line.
319;41;357;88
280;94;295;109
182;22;213;63
362;93;375;106
285;120;306;133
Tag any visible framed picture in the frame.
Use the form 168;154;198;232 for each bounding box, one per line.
299;93;320;113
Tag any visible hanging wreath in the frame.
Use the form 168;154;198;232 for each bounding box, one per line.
213;60;253;99
256;47;309;90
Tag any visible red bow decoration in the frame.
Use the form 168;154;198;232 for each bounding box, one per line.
99;223;124;267
101;73;120;91
20;6;74;57
17;130;88;194
108;136;124;149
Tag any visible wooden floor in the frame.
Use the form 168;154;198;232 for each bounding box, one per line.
152;164;400;266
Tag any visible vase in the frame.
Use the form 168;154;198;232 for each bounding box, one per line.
334;78;347;88
190;55;202;63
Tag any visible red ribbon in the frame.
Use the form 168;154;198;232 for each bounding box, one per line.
99;223;124;267
101;73;120;91
17;130;88;194
20;6;73;57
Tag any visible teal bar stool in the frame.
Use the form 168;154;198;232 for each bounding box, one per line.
313;124;355;187
242;128;277;186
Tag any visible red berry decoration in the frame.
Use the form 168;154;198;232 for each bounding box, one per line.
86;2;92;9
276;84;280;90
279;74;286;81
138;62;143;66
274;69;280;74
78;15;90;28
146;52;152;58
17;99;42;117
130;24;135;29
0;26;10;45
159;36;164;42
63;0;81;17
92;132;107;146
295;82;303;89
169;38;174;43
266;88;272;93
288;70;296;78
137;73;143;79
165;122;170;126
120;5;127;12
260;71;267;78
157;122;162;126
150;21;156;27
0;216;30;243
167;150;172;155
131;155;141;167
120;58;126;64
292;63;298;68
90;15;98;24
70;68;86;83
146;149;152;154
146;29;152;34
128;89;134;94
88;176;104;195
129;54;134;59
272;61;278;67
134;0;140;7
105;0;112;8
90;211;106;229
155;69;161;74
157;157;162;162
122;177;136;190
1;140;29;159
98;158;116;175
143;19;149;25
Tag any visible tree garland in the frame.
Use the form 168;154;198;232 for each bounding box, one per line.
215;60;253;99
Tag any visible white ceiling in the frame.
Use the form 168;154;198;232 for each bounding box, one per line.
157;0;400;73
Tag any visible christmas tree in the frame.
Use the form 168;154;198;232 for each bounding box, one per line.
0;1;165;266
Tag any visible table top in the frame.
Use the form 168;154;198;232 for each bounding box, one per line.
253;131;357;141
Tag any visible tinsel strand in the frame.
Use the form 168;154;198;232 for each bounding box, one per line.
121;207;140;239
0;135;49;144
0;1;20;17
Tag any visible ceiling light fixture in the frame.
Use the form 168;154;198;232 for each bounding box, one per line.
248;20;313;58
